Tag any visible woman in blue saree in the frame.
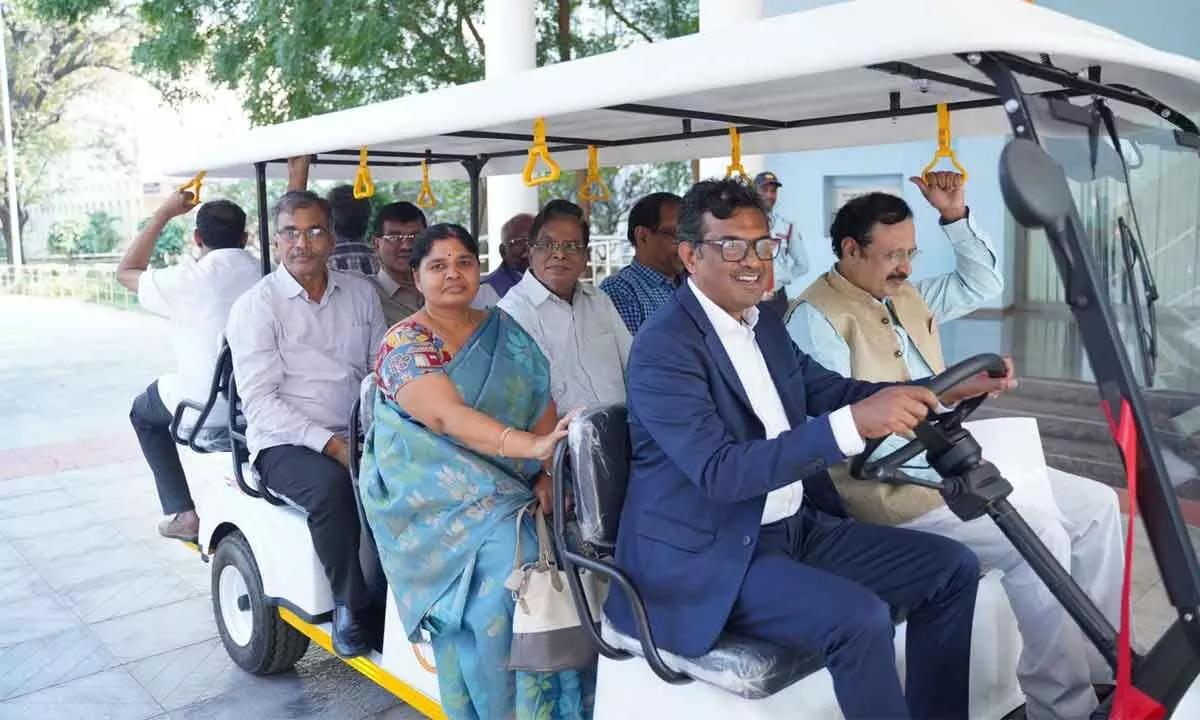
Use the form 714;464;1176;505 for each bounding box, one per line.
359;223;595;720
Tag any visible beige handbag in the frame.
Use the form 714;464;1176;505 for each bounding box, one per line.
504;502;607;672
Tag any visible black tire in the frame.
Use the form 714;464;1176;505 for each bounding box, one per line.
211;530;310;675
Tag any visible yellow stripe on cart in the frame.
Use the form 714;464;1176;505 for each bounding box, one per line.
277;607;447;720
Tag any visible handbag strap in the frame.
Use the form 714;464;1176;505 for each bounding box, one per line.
533;505;555;566
512;501;535;574
512;502;560;573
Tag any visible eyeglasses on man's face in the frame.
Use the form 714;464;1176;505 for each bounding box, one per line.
379;233;418;246
276;226;331;244
531;239;586;255
698;236;780;263
873;247;920;265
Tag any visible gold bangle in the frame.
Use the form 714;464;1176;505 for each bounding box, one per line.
498;426;514;457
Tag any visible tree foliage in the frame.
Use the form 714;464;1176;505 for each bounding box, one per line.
46;210;122;256
144;215;186;267
27;0;700;255
0;0;134;262
33;0;696;126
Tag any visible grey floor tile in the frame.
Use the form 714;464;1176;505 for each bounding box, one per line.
10;522;127;564
137;540;211;593
1133;581;1175;619
35;544;161;592
129;638;270;712
0;505;99;540
0;667;163;720
0;626;118;701
91;597;217;663
112;514;175;545
0;540;27;571
165;656;402;720
143;538;205;567
1134;610;1175;647
60;471;156;505
0;489;81;520
0;594;84;649
61;567;202;624
0;476;62;500
85;491;163;523
291;656;406;717
367;705;425;719
0;563;55;604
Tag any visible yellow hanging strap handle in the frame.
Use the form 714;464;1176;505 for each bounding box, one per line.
522;117;561;187
724;127;750;182
177;171;206;204
416;150;438;209
578;146;610;202
921;103;969;182
353;146;376;199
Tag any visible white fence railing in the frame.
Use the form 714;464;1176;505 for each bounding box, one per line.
0;263;138;309
0;236;638;309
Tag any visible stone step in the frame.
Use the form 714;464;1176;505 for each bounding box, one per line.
970;412;1200;501
974;397;1195;448
1040;436;1128;488
1005;377;1200;420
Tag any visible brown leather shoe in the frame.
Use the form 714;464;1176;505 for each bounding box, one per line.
158;510;199;543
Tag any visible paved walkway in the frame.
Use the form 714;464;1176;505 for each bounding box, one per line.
0;296;415;719
0;295;1189;718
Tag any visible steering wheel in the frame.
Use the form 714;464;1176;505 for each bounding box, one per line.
849;353;1011;486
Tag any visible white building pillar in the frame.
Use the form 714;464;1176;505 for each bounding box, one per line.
697;0;766;183
483;0;539;272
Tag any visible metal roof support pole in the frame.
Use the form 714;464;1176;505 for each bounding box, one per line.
483;0;538;273
254;162;271;276
697;0;766;183
463;156;488;240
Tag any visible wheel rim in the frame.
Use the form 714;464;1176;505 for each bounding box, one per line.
218;563;254;647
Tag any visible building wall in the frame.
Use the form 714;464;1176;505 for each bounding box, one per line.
762;0;1198;312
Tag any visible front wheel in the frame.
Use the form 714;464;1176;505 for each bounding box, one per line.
211;530;309;674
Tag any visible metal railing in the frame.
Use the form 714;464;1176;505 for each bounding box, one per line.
0;237;637;310
0;263;138;309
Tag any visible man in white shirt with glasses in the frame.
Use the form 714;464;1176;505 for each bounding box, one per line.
498;199;631;415
226;189;387;660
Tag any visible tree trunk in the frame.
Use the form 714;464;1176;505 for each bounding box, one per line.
0;203;12;264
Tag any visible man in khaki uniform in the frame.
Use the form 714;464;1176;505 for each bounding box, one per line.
786;172;1125;720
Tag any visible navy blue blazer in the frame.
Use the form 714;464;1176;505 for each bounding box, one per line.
605;283;891;658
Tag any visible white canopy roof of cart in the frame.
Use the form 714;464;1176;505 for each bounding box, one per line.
160;0;1200;183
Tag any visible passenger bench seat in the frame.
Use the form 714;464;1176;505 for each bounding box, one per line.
565;404;906;701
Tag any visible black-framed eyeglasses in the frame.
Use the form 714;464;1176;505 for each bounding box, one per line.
699;236;779;262
379;233;417;246
276;227;330;243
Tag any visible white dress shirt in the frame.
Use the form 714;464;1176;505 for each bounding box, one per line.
688;279;864;525
225;266;388;460
498;271;632;417
137;248;262;419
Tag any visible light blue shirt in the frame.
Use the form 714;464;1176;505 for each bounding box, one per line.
226;266;388;461
786;214;1002;483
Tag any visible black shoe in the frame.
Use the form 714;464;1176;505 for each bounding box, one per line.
331;605;370;659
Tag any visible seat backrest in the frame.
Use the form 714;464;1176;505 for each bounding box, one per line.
358;373;378;437
567;403;631;553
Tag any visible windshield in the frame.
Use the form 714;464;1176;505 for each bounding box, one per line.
1020;100;1199;391
1019;97;1200;505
